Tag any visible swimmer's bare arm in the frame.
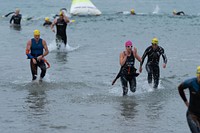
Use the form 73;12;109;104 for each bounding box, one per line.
51;19;57;33
120;52;127;66
26;40;37;64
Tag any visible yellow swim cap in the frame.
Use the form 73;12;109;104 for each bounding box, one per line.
173;10;177;14
45;17;49;21
34;29;40;36
152;37;158;45
59;11;63;16
130;9;135;14
196;66;200;77
16;8;20;12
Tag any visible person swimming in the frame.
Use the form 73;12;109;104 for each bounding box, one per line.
43;17;52;26
117;8;136;15
173;10;185;15
10;8;22;25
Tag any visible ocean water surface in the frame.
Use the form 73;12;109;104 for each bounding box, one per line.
0;0;200;132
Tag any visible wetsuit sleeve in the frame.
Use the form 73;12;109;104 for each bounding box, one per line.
10;15;14;24
177;11;185;15
178;79;192;102
140;47;149;67
178;83;188;102
19;14;22;21
160;48;167;64
180;11;185;15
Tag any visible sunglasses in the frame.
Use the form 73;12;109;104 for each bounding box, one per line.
126;46;132;48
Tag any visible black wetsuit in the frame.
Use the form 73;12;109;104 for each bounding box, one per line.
30;38;46;80
10;14;22;25
176;11;185;15
55;18;67;45
43;21;52;26
140;46;167;88
120;51;137;95
178;78;200;133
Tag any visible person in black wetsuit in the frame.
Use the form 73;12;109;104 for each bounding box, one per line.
139;38;167;88
173;10;185;15
43;17;52;26
26;30;49;81
120;40;142;96
178;66;200;133
51;11;70;47
10;8;22;25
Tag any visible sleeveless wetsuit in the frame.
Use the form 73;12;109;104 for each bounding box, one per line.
30;38;46;80
120;51;137;95
141;46;167;88
10;14;22;25
55;18;67;45
179;78;200;133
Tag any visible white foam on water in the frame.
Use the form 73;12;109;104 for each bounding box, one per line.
109;77;164;96
109;85;122;96
152;5;160;14
12;71;53;86
48;40;79;53
123;11;131;15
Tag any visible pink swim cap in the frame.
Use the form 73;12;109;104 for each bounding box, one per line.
125;40;132;47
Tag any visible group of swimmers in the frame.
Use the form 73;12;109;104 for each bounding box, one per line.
114;38;199;133
118;8;185;16
6;8;71;81
7;7;199;133
115;8;200;133
112;38;167;95
8;8;71;46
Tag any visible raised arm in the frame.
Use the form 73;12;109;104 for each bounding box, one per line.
63;14;70;23
120;52;127;66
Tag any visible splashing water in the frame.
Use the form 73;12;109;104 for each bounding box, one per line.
48;40;79;53
152;5;160;14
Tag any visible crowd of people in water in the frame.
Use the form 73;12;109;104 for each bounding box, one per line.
5;7;200;133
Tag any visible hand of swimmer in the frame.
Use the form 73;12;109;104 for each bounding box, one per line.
185;101;189;107
37;55;43;61
134;47;137;53
32;58;37;64
163;63;166;68
123;52;128;58
139;66;142;73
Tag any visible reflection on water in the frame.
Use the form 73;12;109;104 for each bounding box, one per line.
10;24;21;31
145;91;164;121
56;52;68;63
120;97;138;119
25;82;48;114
